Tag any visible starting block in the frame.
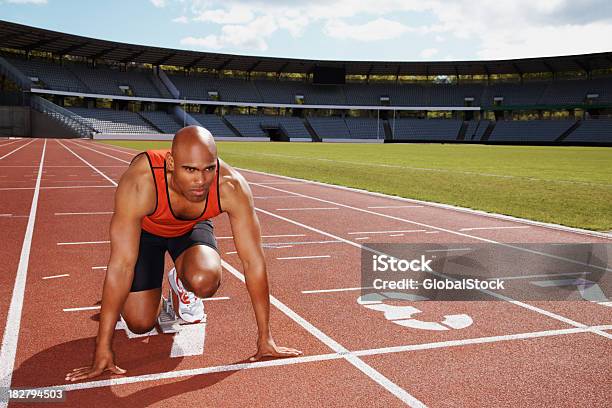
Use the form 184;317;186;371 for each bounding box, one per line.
157;289;207;334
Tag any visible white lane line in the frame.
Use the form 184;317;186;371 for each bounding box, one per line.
352;325;612;358
0;138;36;161
203;296;230;301
0;185;116;191
487;272;592;281
276;255;331;260
0;139;23;149
251;182;612;274
75;140;137;156
63;306;101;312
45;324;612;394
459;226;531;231
57;241;109;246
425;248;472;253
225;251;237;255
389;233;404;237
42;274;70;280
252;202;612;340
56;140;117;186
425;231;439;234
92;266;107;270
221;259;426;407
348;230;426;235
216;234;306;240
367;205;424;209
276;207;339;211
254;195;301;199
355;237;370;240
55;211;113;216
272;245;293;249
250;181;304;185
302;286;374;294
66;139;131;163
0;214;12;217
0;139;45;407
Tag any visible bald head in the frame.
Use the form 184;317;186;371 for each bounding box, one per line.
172;126;217;160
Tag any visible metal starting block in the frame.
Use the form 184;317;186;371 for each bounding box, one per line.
157;289;207;334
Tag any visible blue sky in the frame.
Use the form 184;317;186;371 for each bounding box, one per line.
2;0;612;62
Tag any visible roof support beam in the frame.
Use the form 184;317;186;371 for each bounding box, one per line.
56;42;89;56
153;53;176;66
120;50;146;64
216;58;233;71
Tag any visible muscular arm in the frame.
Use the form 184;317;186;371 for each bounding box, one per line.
96;163;152;349
221;165;301;360
223;171;271;340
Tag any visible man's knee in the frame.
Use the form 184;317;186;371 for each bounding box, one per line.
124;317;156;334
184;264;221;298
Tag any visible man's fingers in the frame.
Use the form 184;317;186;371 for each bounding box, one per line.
108;365;127;375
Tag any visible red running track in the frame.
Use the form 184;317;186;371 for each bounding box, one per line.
0;138;610;407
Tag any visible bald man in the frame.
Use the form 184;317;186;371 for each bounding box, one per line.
66;126;301;382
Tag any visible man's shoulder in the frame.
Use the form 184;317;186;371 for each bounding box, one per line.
218;159;251;208
118;153;156;199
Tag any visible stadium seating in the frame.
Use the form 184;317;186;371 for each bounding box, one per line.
306;116;351;139
68;107;158;134
563;119;612;144
139;111;182;134
189;113;239;137
488;119;576;142
391;119;462;141
344;117;385;139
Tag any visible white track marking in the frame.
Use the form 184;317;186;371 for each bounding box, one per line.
367;205;424;209
0;140;45;407
66;139;131;163
254;195;302;199
276;255;330;260
221;260;427;407
459;226;530;231
56;140;117;186
203;296;230;301
252;204;612;340
225;251;237;255
0;139;36;161
488;272;593;281
250;181;304;185
276;207;339;211
348;230;427;235
425;248;472;253
251;182;612;274
389;234;404;237
42;324;612;394
0;214;11;217
355;237;370;240
54;211;113;216
216;234;306;240
63;306;101;312
0;185;116;191
92;266;107;270
57;241;109;245
302;286;374;294
42;274;69;280
239;167;612;241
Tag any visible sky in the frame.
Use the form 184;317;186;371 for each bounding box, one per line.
1;0;612;62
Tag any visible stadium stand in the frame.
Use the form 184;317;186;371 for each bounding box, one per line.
464;120;492;141
391;119;462;141
139;111;182;134
259;116;312;139
307;116;351;139
563;119;612;144
188;113;238;138
6;56;89;93
68;107;158;134
344;117;385;139
488;119;576;142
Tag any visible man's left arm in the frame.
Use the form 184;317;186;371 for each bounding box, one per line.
224;172;302;361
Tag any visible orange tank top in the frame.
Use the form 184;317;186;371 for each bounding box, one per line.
138;149;223;238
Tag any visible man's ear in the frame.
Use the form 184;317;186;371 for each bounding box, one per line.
166;152;174;171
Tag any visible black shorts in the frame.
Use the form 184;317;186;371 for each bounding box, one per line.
130;219;218;292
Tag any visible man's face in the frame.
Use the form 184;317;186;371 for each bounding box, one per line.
167;150;216;203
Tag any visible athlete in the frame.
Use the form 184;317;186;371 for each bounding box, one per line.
66;126;301;381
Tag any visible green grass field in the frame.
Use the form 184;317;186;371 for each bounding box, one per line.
101;140;612;232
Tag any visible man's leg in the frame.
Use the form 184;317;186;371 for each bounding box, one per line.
174;244;221;298
121;230;166;334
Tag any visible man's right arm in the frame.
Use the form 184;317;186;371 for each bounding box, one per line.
66;155;153;381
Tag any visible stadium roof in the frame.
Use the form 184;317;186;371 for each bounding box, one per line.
2;19;612;76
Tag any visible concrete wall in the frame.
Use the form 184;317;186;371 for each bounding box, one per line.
31;109;81;138
0;106;30;136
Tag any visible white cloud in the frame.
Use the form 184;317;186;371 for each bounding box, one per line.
172;16;189;24
324;18;411;41
170;0;612;57
419;48;438;59
181;15;278;51
150;0;166;8
6;0;47;4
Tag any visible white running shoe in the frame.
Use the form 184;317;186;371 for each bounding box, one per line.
167;267;206;324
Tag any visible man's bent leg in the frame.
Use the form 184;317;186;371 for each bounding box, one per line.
121;288;162;334
174;244;221;299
